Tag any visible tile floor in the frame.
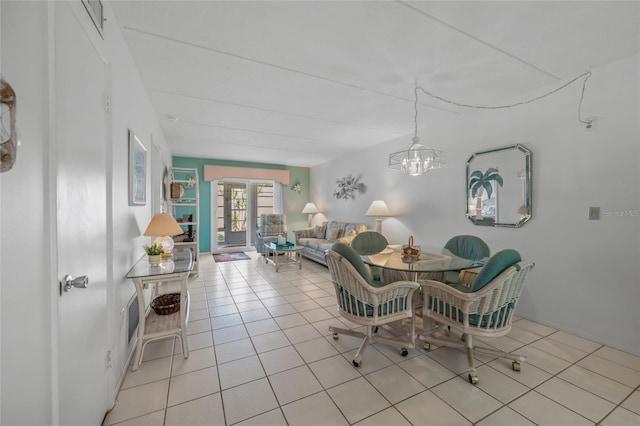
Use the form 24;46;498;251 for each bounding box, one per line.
104;252;640;426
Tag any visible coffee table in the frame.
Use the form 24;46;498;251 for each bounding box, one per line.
264;243;303;272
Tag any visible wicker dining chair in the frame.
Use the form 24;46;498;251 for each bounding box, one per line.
421;249;534;384
325;243;419;367
351;231;388;281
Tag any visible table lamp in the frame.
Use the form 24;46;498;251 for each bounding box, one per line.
365;200;392;233
301;202;319;227
143;213;184;256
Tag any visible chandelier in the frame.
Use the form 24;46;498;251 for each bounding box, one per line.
388;87;446;176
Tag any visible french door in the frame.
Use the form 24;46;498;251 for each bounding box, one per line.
216;181;275;249
223;182;247;246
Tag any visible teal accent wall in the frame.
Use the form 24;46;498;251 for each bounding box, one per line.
172;157;310;252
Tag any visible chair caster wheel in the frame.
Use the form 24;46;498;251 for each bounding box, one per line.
332;333;339;340
400;348;408;357
423;342;430;351
512;361;521;371
352;360;360;368
468;374;479;384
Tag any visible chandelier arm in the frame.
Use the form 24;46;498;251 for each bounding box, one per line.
416;71;592;124
414;86;419;139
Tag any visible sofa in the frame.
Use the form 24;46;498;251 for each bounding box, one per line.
293;220;369;266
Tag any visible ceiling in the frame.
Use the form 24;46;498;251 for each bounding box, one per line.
111;1;639;167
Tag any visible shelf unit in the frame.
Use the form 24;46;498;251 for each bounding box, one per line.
169;167;199;276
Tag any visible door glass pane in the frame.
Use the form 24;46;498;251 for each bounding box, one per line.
255;183;274;227
217;182;225;243
230;186;247;232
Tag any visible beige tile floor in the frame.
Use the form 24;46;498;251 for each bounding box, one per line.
104;252;640;426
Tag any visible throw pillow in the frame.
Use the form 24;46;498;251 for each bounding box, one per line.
336;229;357;244
325;221;342;241
313;224;326;239
327;227;341;241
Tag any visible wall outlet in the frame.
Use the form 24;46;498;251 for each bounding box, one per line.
588;206;600;220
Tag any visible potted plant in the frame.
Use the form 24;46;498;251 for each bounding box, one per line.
144;242;164;266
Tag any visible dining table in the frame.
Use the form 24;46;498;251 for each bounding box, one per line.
360;245;487;282
360;245;489;342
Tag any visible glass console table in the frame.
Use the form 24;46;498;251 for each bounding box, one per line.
126;249;193;371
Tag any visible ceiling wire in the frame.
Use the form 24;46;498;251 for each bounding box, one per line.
415;71;593;128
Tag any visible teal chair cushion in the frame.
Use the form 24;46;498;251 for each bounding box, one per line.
470;249;521;292
428;299;513;328
351;231;388;255
444;235;490;261
330;242;385;287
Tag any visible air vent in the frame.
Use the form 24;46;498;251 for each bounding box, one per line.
127;294;139;345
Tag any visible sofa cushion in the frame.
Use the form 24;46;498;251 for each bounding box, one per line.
344;223;364;237
336;229;357;244
325;221;344;241
313;224;326;239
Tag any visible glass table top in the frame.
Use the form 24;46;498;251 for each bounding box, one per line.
126;248;193;279
361;246;487;273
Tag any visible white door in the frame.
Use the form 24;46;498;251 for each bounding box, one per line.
55;2;109;424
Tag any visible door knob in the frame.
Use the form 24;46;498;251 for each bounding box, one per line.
61;274;89;293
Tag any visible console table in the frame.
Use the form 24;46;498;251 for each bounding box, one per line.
126;249;193;371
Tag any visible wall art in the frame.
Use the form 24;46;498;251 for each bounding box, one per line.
334;174;366;200
128;129;147;206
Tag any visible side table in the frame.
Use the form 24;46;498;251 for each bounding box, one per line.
126;249;193;371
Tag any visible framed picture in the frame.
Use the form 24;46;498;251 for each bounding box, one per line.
128;129;147;206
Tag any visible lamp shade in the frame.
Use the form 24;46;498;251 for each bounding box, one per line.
143;213;184;237
365;200;392;217
301;202;319;214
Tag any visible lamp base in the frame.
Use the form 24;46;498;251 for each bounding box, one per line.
154;235;175;256
375;218;383;234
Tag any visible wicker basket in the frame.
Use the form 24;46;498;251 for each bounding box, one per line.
151;293;181;315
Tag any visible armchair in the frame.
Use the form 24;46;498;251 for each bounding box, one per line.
325;243;419;367
255;214;286;254
420;249;534;384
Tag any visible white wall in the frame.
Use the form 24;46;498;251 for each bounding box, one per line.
312;55;640;355
0;3;51;423
103;1;174;389
0;1;173;424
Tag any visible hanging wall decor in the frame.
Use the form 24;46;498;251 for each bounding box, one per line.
334;174;366;200
290;180;301;194
0;76;18;173
128;129;147;206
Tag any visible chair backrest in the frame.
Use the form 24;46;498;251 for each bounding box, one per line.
329;242;375;285
351;231;389;255
258;214;286;236
470;249;521;292
444;235;490;261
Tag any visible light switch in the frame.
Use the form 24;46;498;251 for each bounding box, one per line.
588;206;600;220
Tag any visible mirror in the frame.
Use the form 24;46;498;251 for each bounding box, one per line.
466;144;531;227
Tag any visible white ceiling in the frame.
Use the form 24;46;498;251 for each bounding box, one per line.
111;1;639;167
